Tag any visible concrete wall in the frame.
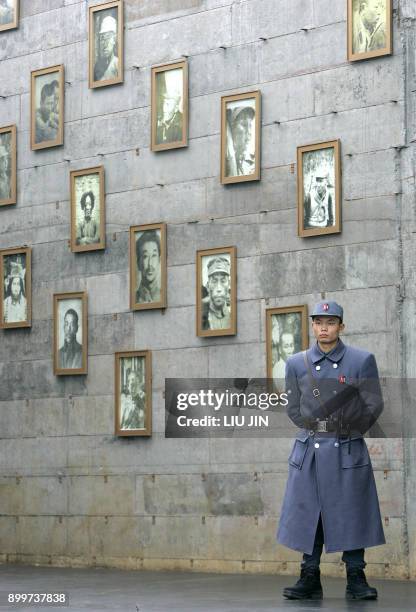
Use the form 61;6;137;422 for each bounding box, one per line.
0;0;414;579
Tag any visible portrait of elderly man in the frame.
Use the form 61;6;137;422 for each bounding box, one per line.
353;0;387;54
226;103;256;177
0;141;11;201
76;190;100;246
0;0;13;26
35;79;59;145
304;174;335;229
135;230;161;304
59;308;83;370
94;13;119;82
3;260;27;324
156;68;183;145
201;256;231;331
120;368;146;430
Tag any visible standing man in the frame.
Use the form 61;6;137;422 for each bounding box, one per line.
201;256;231;331
76;191;100;246
304;174;334;229
277;301;385;600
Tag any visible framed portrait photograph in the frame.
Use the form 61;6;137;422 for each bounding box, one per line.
0;0;19;32
348;0;392;62
70;166;105;252
297;140;341;238
115;350;152;437
151;60;188;152
89;0;124;89
31;64;64;151
0;125;16;206
196;246;237;337
53;292;87;376
266;305;309;382
221;90;261;185
0;246;31;329
130;223;167;311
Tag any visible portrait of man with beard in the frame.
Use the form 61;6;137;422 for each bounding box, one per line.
76;191;100;246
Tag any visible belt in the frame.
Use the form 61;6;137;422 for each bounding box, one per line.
309;419;350;434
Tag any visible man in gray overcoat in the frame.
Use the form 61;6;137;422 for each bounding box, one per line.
277;300;385;600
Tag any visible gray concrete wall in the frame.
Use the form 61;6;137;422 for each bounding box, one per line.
0;0;414;579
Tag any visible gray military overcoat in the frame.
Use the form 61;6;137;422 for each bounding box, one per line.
277;339;386;554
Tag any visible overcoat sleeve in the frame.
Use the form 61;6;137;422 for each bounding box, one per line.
285;359;307;428
355;353;384;433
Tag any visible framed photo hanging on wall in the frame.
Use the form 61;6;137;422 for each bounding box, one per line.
297;140;341;238
115;350;152;437
0;246;31;329
89;0;124;88
151;60;188;151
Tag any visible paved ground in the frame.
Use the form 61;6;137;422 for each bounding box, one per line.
0;565;415;612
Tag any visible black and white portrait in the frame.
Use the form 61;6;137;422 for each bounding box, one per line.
352;0;388;55
130;223;166;310
221;91;261;184
71;168;105;252
119;356;146;430
152;62;187;150
0;129;12;204
89;1;123;88
0;0;18;31
2;252;27;324
266;306;308;383
31;65;64;150
302;147;335;230
197;247;236;337
54;292;87;375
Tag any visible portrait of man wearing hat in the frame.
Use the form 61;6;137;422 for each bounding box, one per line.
155;68;184;146
225;102;256;177
94;12;119;82
201;255;231;331
277;300;385;601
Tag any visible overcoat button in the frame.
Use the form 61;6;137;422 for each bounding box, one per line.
309;430;314;436
333;363;338;368
314;443;320;449
334;442;340;447
316;365;321;371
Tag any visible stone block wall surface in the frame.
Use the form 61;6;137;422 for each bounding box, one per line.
0;0;415;580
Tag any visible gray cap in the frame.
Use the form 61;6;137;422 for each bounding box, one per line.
310;300;343;321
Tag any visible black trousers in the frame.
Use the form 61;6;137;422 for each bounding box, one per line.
301;515;366;570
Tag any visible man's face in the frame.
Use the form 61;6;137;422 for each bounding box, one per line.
163;97;178;122
64;313;78;343
127;373;137;395
100;31;116;59
312;316;344;345
139;241;160;284
11;277;20;298
208;272;229;308
313;179;327;200
232;115;252;155
41;93;55;116
360;1;380;30
280;333;295;361
83;196;93;221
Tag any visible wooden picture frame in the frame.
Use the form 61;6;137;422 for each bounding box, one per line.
89;0;124;89
221;90;261;184
0;0;19;32
130;222;167;311
31;64;64;151
196;246;237;337
0;246;31;329
347;0;392;62
53;291;88;375
0;124;17;206
151;59;188;152
266;305;309;382
115;350;152;437
297;140;341;237
70;166;106;252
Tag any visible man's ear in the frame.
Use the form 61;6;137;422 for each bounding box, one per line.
339;322;345;333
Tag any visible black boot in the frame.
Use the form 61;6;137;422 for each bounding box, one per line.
346;568;377;600
283;567;323;600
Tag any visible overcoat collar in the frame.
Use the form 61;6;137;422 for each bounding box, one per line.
309;339;346;364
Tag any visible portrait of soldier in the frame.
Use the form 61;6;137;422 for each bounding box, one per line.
58;307;83;370
3;257;27;324
120;367;146;430
0;138;11;201
352;0;387;54
135;230;161;304
226;102;256;177
76;190;100;246
35;78;60;145
156;68;183;145
94;12;119;82
0;0;13;26
201;255;231;331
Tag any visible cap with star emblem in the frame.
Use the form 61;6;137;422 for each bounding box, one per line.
310;300;343;321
